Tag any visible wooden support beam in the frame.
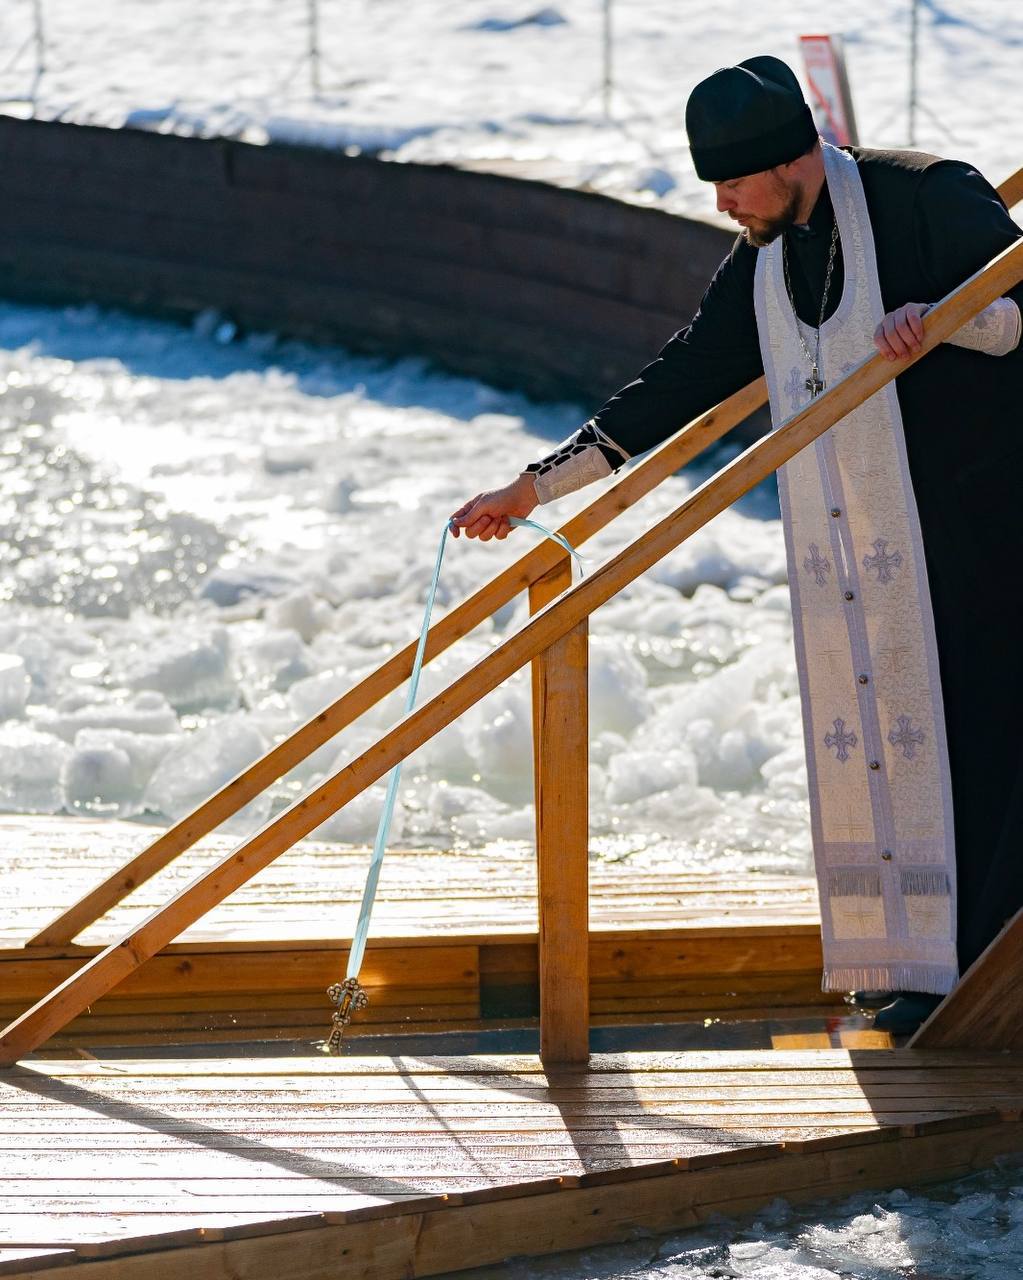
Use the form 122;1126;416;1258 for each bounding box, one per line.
909;907;1023;1050
531;558;590;1065
1;238;1020;1066
27;377;767;950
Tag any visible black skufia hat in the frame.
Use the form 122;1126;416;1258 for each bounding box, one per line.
686;55;819;182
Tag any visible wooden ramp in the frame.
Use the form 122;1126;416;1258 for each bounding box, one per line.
912;905;1023;1050
2;1050;1023;1278
0;818;833;1049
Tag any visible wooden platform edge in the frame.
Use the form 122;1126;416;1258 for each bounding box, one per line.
5;1110;1023;1278
0;926;826;1007
1;921;824;960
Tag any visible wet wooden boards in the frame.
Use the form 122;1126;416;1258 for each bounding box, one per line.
0;817;831;1048
2;1050;1023;1278
0;816;821;949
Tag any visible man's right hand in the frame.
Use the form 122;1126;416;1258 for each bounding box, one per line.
874;302;932;360
449;473;538;541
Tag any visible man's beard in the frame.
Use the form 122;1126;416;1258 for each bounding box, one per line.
741;184;803;247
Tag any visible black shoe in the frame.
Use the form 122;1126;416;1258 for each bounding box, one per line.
872;991;944;1035
845;989;892;1009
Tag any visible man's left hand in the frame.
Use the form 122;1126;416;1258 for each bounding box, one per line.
874;302;932;361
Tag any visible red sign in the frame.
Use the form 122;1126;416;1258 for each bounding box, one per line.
799;34;859;147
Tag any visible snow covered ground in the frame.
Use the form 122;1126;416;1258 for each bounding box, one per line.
0;299;806;868
0;1;1020;223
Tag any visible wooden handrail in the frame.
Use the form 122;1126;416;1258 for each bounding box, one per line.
25;162;1023;949
2;234;1020;1065
28;382;765;948
1002;165;1023;214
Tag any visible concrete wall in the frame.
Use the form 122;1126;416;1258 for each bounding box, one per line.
0;115;737;412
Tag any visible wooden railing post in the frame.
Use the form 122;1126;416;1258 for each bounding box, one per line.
530;556;590;1065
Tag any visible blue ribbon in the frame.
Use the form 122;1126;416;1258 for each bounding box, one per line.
344;514;583;981
508;516;585;569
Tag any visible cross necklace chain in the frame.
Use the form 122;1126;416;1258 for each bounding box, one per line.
783;218;840;398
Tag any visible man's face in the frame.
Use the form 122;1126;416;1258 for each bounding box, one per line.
713;166;801;246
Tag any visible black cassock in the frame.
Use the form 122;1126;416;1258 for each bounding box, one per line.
587;148;1023;973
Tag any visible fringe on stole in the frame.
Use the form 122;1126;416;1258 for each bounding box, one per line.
821;965;958;996
826;870;882;898
900;870;952;896
826;870;952;898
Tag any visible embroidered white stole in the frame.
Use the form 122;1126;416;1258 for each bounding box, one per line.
754;144;958;995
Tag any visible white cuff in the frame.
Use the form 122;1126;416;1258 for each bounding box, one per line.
945;297;1022;356
530;440;613;503
525;420;628;504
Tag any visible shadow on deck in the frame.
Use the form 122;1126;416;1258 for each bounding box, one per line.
2;1047;1023;1278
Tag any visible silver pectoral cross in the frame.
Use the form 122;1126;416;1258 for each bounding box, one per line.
805;366;826;398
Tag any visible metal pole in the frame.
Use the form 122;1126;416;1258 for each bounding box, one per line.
308;0;322;98
30;0;45;110
908;0;919;147
602;0;612;119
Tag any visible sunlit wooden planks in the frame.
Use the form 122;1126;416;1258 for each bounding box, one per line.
2;815;827;1047
3;1051;1023;1277
0;816;821;949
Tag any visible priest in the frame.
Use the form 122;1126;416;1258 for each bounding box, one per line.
450;56;1023;1035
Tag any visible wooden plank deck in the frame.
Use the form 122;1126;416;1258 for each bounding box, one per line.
0;817;832;1048
1;1050;1023;1278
